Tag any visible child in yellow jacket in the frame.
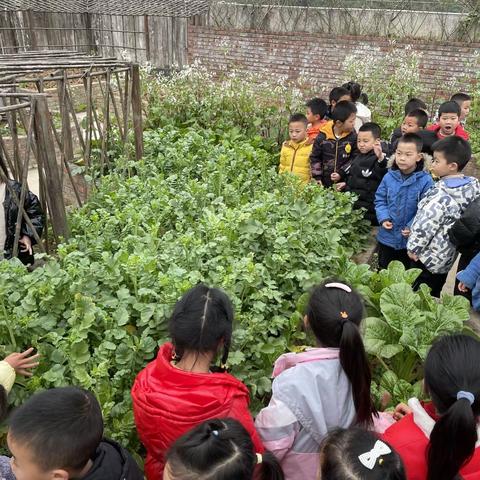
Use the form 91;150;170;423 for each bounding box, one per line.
279;113;313;183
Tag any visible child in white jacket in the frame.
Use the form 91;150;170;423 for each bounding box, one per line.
407;136;480;297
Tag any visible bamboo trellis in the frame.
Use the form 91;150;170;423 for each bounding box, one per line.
0;51;143;252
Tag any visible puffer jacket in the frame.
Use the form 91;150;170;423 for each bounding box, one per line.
449;196;480;258
3;180;44;264
131;342;263;480
341;150;388;225
457;251;480;311
255;348;394;480
375;159;434;250
279;138;313;183
408;176;480;274
309;121;357;187
383;399;480;480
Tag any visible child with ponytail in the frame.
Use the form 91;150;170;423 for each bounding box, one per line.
382;334;480;480
132;285;263;480
164;418;284;480
255;280;388;479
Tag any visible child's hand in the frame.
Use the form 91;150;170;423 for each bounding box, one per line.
408;251;419;262
382;220;393;230
393;403;412;421
330;172;341;182
458;282;470;293
401;227;410;237
4;348;40;377
373;142;385;161
335;182;346;191
19;235;32;255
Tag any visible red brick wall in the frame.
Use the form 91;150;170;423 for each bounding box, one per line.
187;25;480;93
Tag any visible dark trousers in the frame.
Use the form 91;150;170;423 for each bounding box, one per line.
454;253;474;303
411;260;448;298
377;242;410;270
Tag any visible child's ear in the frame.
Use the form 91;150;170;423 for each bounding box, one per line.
303;315;309;329
52;469;69;480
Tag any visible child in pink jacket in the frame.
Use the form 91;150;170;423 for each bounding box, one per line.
255;281;393;480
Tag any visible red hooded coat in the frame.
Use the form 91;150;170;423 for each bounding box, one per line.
131;342;264;480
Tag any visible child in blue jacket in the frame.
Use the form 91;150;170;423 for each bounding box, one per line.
374;133;434;270
457;252;480;311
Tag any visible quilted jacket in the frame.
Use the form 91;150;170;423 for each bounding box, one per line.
408;176;480;274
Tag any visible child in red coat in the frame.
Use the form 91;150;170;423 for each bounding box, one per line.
426;100;469;140
131;285;263;480
382;334;480;480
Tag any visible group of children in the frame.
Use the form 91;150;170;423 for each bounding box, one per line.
280;85;480;301
1;283;479;480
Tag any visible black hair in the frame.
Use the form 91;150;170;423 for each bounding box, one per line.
320;428;406;480
438;100;461;117
305;98;328;119
0;385;8;423
288;113;308;126
450;92;471;104
342;81;363;103
329;87;351;104
424;334;480;480
8;387;103;472
397;132;423;153
166;418;284;480
305;280;376;426
359;122;381;139
331;101;357;124
404;98;427;116
405;109;428;129
169;284;234;369
359;92;369;106
432;136;471;171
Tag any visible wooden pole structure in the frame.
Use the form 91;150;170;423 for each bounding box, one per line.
131;64;143;160
33;96;69;240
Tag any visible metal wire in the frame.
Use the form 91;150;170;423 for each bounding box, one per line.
0;0;210;17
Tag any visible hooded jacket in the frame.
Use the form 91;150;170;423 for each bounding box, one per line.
279;138;313;183
131;342;263;480
457;251;480;311
309;121;357;187
408;176;480;274
83;439;143;480
383;399;480;480
3;180;44;264
341;150;388;225
449;196;480;258
375;159;434;250
254;348;394;480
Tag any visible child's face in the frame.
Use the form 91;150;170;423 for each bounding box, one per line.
438;112;459;136
431;150;458;178
459;100;471;122
395;142;422;174
288;121;307;143
357;131;378;154
337;113;356;134
401;116;421;134
306;107;320;125
8;434;67;480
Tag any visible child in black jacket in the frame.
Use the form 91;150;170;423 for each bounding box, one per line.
336;122;387;225
449;196;480;302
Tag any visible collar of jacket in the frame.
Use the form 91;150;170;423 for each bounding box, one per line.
272;347;340;378
408;398;480;446
284;138;313;149
319;120;353;140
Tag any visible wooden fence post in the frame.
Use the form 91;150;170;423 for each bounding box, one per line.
131;64;143;161
33;96;69;241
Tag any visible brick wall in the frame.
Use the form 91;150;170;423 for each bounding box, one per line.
187;25;480;94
